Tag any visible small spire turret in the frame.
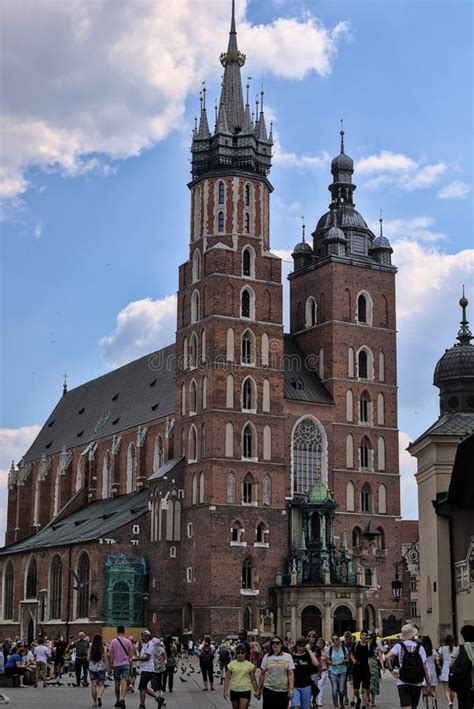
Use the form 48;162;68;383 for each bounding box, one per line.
457;287;473;345
63;372;68;396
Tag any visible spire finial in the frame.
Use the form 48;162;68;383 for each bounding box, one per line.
202;81;206;110
231;0;236;34
260;84;264;113
255;94;259;116
63;372;68;396
246;77;252;105
301;216;306;242
340;118;345;154
379;209;383;237
457;286;473;345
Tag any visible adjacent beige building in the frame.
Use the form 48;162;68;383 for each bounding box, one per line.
409;293;474;644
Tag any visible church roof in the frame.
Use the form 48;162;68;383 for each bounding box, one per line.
0;490;149;555
22;343;175;464
148;456;184;482
283;335;334;405
411;411;474;445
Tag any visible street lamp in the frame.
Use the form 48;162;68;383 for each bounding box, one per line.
391;562;403;602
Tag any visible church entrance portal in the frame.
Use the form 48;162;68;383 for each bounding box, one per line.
301;605;322;637
27;616;34;645
333;605;356;636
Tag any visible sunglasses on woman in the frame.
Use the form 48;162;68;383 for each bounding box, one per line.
271;640;281;645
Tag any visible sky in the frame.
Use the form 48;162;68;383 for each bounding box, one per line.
0;0;473;542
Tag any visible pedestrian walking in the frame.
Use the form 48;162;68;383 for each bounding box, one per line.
199;634;216;691
438;635;455;708
73;631;90;687
219;640;232;684
291;637;320;709
328;634;349;709
138;629;163;709
223;642;258;709
420;636;439;707
306;631;320;707
385;623;431;709
316;637;329;706
33;636;50;687
53;635;67;678
87;633;107;708
258;635;295;709
150;635;166;704
108;625;133;708
351;630;372;709
343;631;356;706
162;635;177;693
249;635;262;666
369;633;384;706
449;624;474;709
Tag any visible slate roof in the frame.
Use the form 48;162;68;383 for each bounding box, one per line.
283;335;334;405
0;490;149;555
148;457;184;482
21;335;333;467
412;411;474;446
23;344;175;463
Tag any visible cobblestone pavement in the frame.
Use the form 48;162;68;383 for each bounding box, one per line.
0;664;416;708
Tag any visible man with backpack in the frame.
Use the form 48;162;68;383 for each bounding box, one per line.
385;624;431;709
199;635;215;691
449;624;474;709
351;630;372;709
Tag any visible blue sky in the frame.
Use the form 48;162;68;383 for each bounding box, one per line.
1;0;473;539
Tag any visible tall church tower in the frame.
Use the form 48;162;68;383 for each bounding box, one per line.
289;130;402;632
175;2;286;635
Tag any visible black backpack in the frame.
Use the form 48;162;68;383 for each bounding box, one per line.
448;645;472;693
399;642;425;684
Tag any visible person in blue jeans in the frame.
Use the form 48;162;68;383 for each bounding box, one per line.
328;634;348;709
291;637;320;709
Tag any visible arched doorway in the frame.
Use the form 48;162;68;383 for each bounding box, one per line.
301;605;322;637
333;605;356;636
27;616;35;645
363;604;376;632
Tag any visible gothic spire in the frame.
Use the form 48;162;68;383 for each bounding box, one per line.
218;0;246;133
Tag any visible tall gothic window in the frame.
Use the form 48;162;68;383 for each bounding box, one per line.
361;483;371;512
102;451;112;499
358;294;367;323
292;417;324;494
243;474;253;504
218;181;225;205
245;183;251;207
26;558;37;598
227;472;236;504
242;377;256;410
242;248;252;277
358;349;368;379
241;288;251;318
126;443;137;493
76;553;90;619
241;330;254;365
218;211;224;232
360;437;370;469
3;561;14;619
153;435;164;473
263;474;272;505
242;424;256;459
190;332;198;368
245;212;250;233
49;555;62;619
359;392;370;423
242;557;253;589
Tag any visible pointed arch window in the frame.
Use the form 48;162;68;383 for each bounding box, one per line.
261;333;269;365
359;391;371;424
305;297;317;328
346;390;354;422
263;379;270;412
378;483;387;514
348;347;355;377
202;376;208;409
191;290;200;324
242;247;252;277
242;377;256;411
201;423;206;458
3;561;14;619
256;522;267;544
218;181;225;205
181;383;186;415
50;555;62;620
243;473;253;504
227;472;236;504
361;483;372;513
346;481;355;512
226;328;235;362
189;380;197;415
358;294;367;323
76;553;90;619
188;426;197;462
241;287;254;318
360;437;371;470
226;374;234;408
192;473;198;505
245;212;250;234
263;425;271;461
245;183;251;207
126;443;137;493
192;249;201;282
241;330;255;365
346;434;354;468
199;472;204;504
102;451;112;499
218;210;225;232
153;436;164;473
263;474;272;505
242;557;253;589
242;423;257;460
292;417;325;494
378;436;386;471
190;332;198;368
358;350;368;379
26;557;38;599
225;422;234;457
377;393;385;425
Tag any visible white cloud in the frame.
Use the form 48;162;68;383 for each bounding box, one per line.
400;162;447;190
357;150;448;192
437;180;471;200
373;216;446;243
99;295;177;368
399;431;418;519
357;150;417;174
34;223;42;239
273;147;330;171
0;425;41;543
0;0;349;207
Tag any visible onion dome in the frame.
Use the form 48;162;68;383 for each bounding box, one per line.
306;480;334;505
371;213;393;266
292;221;313;271
433;290;474;414
330;124;354;179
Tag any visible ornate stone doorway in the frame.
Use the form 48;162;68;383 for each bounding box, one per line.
333;605;356;636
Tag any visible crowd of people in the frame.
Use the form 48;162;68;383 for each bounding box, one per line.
0;623;473;709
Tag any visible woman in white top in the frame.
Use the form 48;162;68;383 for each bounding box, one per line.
421;636;439;701
438;635;455;707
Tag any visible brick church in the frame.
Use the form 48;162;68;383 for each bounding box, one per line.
0;5;408;644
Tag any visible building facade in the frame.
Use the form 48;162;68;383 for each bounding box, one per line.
1;6;408;642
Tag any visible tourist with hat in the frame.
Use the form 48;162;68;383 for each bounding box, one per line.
385;624;430;709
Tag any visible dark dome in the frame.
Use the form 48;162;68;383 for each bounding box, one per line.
326;225;346;242
292;241;312;254
372;235;392;250
315;207;369;233
331;152;353;172
434;344;474;387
